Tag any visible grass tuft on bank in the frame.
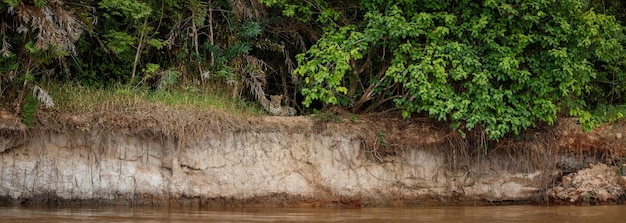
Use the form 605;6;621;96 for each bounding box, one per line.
44;83;266;117
22;82;268;137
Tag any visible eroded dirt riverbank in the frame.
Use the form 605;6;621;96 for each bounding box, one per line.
1;109;625;207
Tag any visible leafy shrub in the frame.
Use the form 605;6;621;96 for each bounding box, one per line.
293;0;626;139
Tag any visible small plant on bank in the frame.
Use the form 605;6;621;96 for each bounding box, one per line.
20;94;37;128
312;110;342;123
376;130;387;147
350;114;358;122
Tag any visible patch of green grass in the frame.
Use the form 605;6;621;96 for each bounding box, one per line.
591;104;626;123
312;110;342;123
21;94;38;127
44;82;266;117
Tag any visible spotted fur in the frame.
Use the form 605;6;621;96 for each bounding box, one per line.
268;95;297;116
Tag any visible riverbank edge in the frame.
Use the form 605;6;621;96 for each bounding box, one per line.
1;110;625;207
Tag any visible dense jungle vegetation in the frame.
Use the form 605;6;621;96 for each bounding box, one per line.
1;0;626;140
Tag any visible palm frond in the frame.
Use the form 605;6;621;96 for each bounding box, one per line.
231;0;264;20
242;55;270;104
33;85;54;108
237;21;262;38
283;49;298;84
0;36;11;57
187;0;208;26
14;0;84;55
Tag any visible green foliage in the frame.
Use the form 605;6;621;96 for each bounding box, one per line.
0;53;17;74
297;25;364;106
216;42;252;60
590;104;626;126
570;107;602;132
295;0;626;140
187;0;207;26
1;0;304;112
146;38;167;50
312;110;342;123
350;114;358;122
20;94;38;128
1;0;20;7
258;0;341;23
157;70;180;90
238;22;263;38
24;42;69;65
33;0;46;7
103;31;136;55
143;63;160;74
376;130;387;147
45;82;266;117
591;0;626;25
2;0;626;144
99;0;153;20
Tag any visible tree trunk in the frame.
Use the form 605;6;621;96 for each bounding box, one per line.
130;18;148;85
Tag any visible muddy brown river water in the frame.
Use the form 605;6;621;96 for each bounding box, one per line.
1;205;625;222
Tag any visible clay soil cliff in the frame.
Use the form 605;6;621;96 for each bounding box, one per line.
1;107;626;207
